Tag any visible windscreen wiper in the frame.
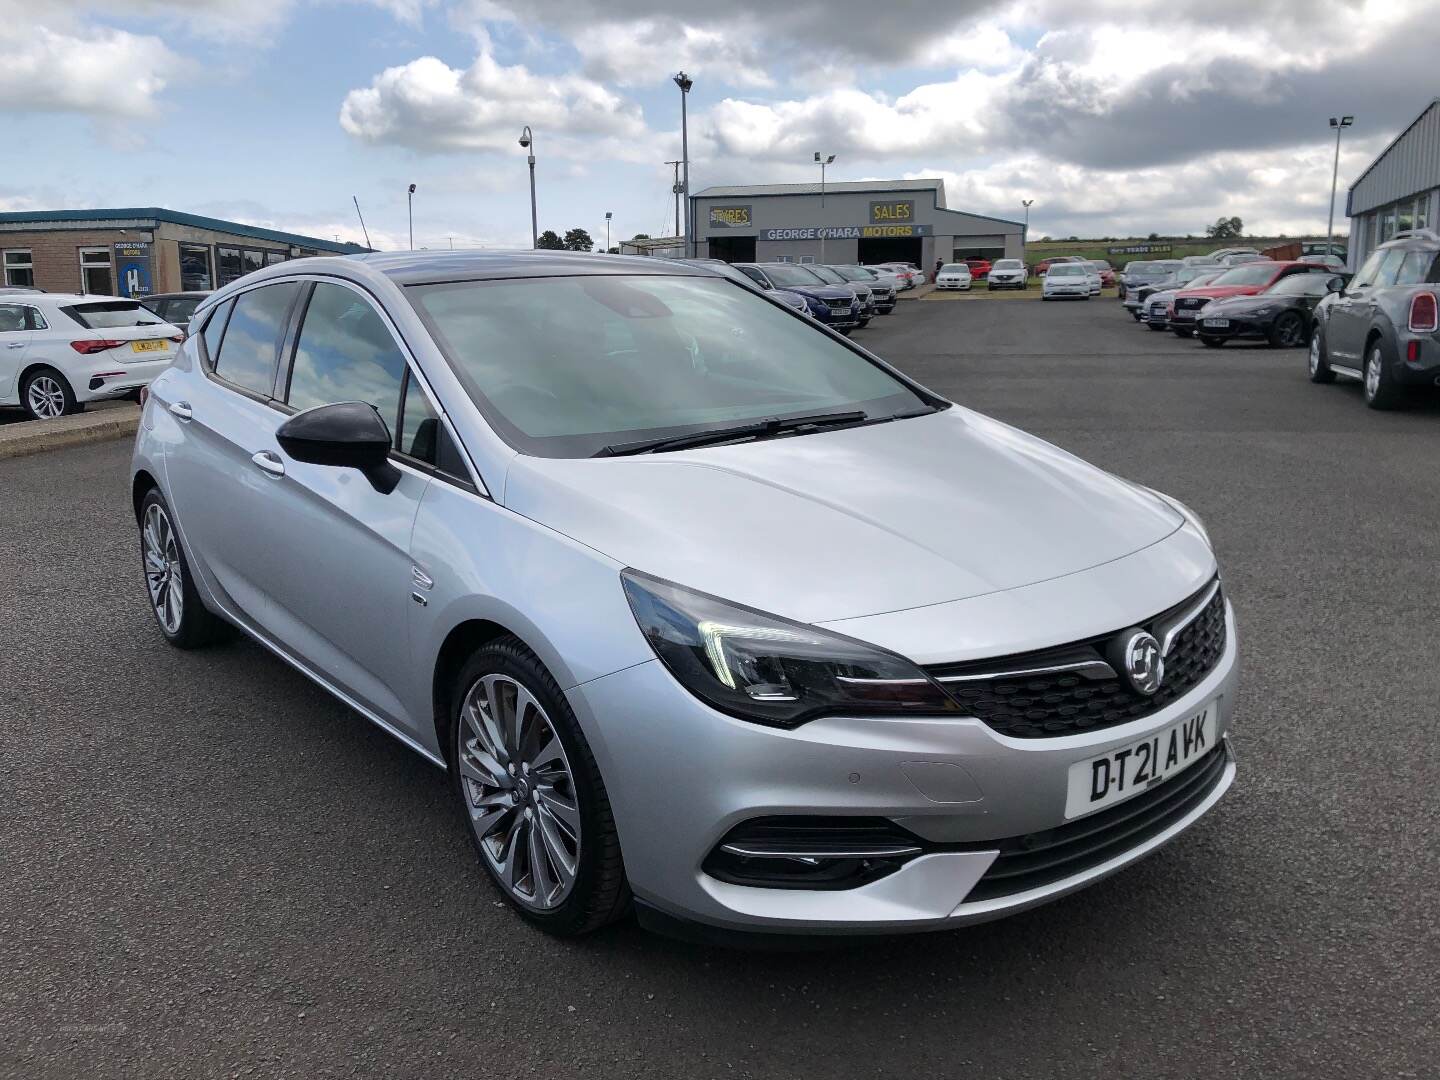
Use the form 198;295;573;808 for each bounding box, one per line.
594;410;868;457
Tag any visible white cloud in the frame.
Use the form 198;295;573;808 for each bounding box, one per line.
339;51;649;154
0;20;177;117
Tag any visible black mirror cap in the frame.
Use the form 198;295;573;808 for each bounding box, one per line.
276;401;400;493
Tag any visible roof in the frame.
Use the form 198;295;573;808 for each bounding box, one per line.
1348;99;1440;215
693;179;944;198
348;249;713;285
0;207;368;253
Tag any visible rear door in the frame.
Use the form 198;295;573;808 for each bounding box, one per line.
0;303;29;403
162;281;304;628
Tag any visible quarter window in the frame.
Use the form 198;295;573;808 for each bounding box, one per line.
396;371;467;479
285;283;406;428
201;299;234;367
212;283;300;397
3;249;34;288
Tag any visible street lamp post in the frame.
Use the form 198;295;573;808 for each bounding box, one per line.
814;152;835;263
407;183;416;250
673;73;693;257
519;126;538;250
1327;115;1354;259
605;211;612;253
1022;199;1033;238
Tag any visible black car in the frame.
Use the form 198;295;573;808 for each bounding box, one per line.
1195;273;1348;348
1310;229;1440;408
143;291;211;327
1132;268;1227;325
807;265;874;325
1118;259;1184;306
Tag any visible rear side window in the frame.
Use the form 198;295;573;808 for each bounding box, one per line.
0;304;26;332
1395;250;1436;286
62;301;164;329
212;283;300;397
285;282;407;428
201;299;234;367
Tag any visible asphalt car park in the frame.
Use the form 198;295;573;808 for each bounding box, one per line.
2;298;1436;1077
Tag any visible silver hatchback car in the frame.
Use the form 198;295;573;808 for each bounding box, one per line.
132;252;1238;940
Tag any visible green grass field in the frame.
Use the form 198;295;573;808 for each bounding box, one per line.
1023;236;1343;268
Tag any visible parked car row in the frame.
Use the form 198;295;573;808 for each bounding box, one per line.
726;261;909;334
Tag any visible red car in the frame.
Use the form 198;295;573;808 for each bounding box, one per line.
1168;260;1336;338
1089;261;1117;287
1033;256;1085;276
964;257;992;279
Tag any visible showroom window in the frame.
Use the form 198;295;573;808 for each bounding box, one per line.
217;246;244;286
265;251;287;266
179;244;213;291
3;249;34;288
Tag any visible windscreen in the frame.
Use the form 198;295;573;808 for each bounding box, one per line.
761;264;826;288
409;275;930;458
63;301;166;329
1048;265;1084;277
940;264;968;273
994;260;1022;269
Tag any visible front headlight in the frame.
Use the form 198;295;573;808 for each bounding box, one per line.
621;570;958;728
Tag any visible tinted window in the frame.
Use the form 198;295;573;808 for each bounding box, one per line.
201;299;233;365
164;297;202;324
62;301;166;329
411;275;927;458
286;283;407;426
213;283;299;396
736;266;767;286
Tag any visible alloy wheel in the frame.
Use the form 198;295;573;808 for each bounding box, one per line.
142;503;184;634
1276;314;1304;347
458;674;581;910
1365;348;1382;400
26;376;66;419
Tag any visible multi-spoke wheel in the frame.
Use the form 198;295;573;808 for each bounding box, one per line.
21;367;80;420
1269;311;1307;348
451;639;629;935
137;488;231;648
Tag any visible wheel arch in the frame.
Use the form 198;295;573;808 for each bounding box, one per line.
18;360;71;393
132;469;160;524
431;618;525;766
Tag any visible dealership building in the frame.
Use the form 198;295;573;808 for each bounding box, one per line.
0;207;366;298
689;179;1026;267
1347;98;1440;267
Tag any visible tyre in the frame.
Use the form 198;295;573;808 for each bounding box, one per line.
1131;311;1142;322
1173;327;1194;338
1268;310;1307;348
1363;339;1404;409
1200;335;1225;348
1146;321;1167;332
1308;326;1336;383
450;637;630;936
21;367;82;420
138;488;231;649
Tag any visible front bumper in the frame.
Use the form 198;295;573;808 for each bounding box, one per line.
1195;314;1270;341
936;279;971;290
570;600;1239;935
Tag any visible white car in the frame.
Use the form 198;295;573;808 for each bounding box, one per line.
871;262;919;289
935;263;973;290
0;294;183;419
1041;263;1093;300
986;259;1028;290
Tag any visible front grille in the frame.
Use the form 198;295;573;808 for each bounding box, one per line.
926;582;1227;739
827;299;850;312
960;743;1228;902
1175;297;1208;312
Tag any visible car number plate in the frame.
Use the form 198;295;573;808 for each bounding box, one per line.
1065;702;1216;819
1203;318;1229;328
132;340;167;353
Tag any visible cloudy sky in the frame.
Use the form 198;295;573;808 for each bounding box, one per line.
0;0;1433;250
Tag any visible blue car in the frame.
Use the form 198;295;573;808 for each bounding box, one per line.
733;263;863;333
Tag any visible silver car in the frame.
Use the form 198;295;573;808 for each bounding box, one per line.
131;252;1238;940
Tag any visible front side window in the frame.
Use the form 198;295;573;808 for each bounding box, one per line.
212;282;300;396
410;275;931;458
286;283;406;426
3;249;34;288
1351;250;1386;288
760;264;825;288
1266;274;1333;297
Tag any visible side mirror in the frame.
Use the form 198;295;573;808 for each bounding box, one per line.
276;401;400;494
1327;276;1345;293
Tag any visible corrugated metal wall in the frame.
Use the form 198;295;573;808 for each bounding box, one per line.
1351;100;1440;215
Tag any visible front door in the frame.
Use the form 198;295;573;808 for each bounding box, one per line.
1328;249;1395;364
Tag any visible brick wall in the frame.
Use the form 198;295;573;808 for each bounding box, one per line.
0;229;138;294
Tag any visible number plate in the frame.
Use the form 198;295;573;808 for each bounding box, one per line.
1064;703;1216;819
132;339;168;353
1203;318;1230;328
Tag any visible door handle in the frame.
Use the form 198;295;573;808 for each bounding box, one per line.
168;401;193;421
5;342;24;349
251;451;286;478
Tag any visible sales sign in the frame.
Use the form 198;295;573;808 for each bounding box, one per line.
869;200;915;225
1107;243;1173;255
709;205;752;228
